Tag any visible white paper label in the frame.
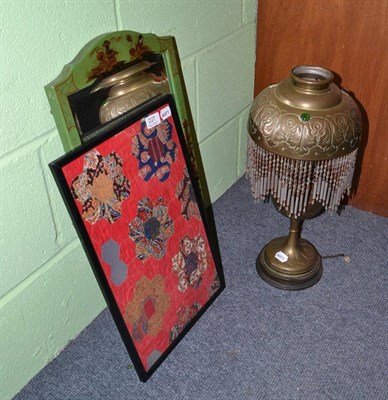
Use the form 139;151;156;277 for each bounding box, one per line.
145;112;161;129
160;106;172;121
275;251;288;263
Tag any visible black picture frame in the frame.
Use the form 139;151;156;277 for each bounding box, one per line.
49;94;225;382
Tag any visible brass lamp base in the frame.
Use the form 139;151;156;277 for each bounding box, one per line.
256;219;323;290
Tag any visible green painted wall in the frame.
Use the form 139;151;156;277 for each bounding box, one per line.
0;1;257;398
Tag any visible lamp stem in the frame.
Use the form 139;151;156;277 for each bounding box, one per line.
282;218;301;254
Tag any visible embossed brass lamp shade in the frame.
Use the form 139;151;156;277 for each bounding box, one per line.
247;66;362;290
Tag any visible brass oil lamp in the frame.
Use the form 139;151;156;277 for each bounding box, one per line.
247;66;362;290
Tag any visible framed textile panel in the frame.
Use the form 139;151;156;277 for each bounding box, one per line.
49;94;225;382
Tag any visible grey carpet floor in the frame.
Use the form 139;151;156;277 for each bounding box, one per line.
15;178;388;400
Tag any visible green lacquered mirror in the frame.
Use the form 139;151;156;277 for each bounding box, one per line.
46;32;192;149
45;30;218;237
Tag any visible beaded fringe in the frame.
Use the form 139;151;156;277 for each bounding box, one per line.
246;136;357;218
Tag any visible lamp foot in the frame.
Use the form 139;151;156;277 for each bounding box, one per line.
256;237;323;290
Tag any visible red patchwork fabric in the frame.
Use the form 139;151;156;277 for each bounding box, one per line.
62;104;220;371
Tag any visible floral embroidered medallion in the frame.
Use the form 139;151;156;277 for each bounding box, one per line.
132;119;177;182
169;303;201;342
128;196;174;261
175;167;200;220
71;150;130;224
208;273;221;299
172;234;209;292
124;275;170;342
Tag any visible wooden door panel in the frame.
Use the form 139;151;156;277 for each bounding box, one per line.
254;0;388;216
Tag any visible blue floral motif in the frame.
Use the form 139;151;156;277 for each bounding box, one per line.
132;119;177;182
